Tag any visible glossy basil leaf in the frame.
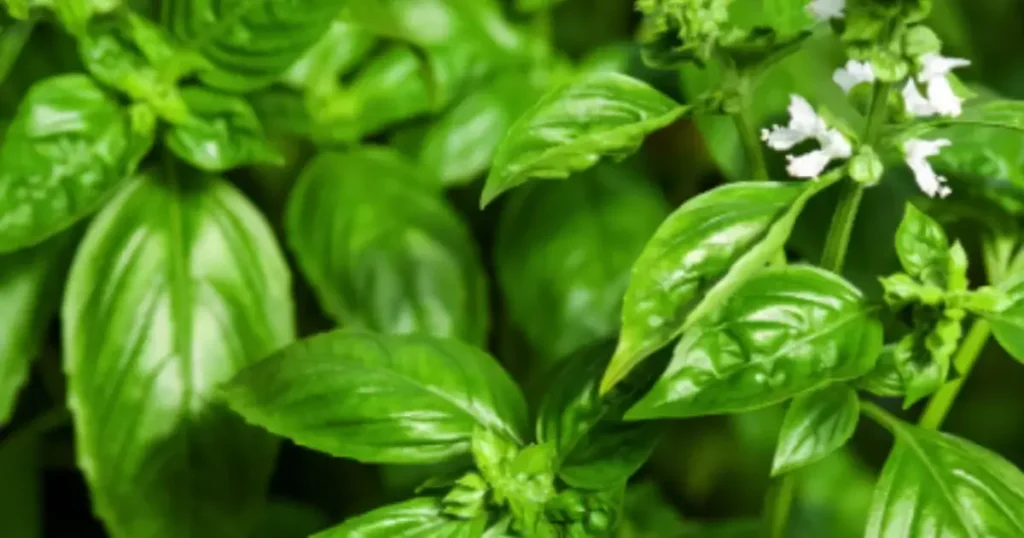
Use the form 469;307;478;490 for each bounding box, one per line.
224;330;527;464
988;276;1024;363
537;343;666;491
496;164;666;360
285;149;489;344
0;232;76;426
628;265;883;419
895;203;950;287
314;497;487;538
78;19;191;123
165;87;283;172
866;416;1024;537
63;173;295;538
602;178;837;393
930;99;1024;133
480;72;687;207
282;19;375;93
857;345;906;397
160;0;338;92
771;385;860;476
0;74;149;254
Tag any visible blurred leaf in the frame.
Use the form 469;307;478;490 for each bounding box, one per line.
496;163;666;360
616;482;686;537
628;266;882;419
63;173;295;538
285;149;489;344
989;276;1024;363
602;179;835;394
223;330;528;465
344;45;432;140
165;87;283;172
313;497;486;537
481;72;687;206
160;0;339;91
772;385;860;476
282;19;375;93
343;0;522;53
0;231;76;426
866;412;1024;537
0;74;149;254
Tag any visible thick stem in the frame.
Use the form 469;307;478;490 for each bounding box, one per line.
762;82;892;537
917;320;991;430
733;103;770;182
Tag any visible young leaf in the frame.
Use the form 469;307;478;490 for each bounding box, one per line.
988;276;1024;364
0;74;150;254
771;385;860;476
62;173;295;538
312;497;486;538
865;412;1024;537
480;72;688;207
601;177;839;394
536;343;664;490
0;232;77;426
285;149;489;345
165;87;283;172
627;266;883;419
223;330;528;464
496;164;667;360
895;203;950;286
160;0;339;92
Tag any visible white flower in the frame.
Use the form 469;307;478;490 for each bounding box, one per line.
761;95;852;179
833;60;875;94
807;0;844;21
903;52;972;118
904;138;952;198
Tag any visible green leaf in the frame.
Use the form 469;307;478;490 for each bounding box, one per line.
52;0;118;35
420;73;543;186
63;172;295;538
924;99;1024;133
345;45;433;141
536;343;664;490
285;149;489;344
282;19;375;93
514;0;564;14
0;232;76;426
601;177;838;394
865;412;1024;537
895;203;950;286
627;265;883;419
223;330;528;464
0;74;149;254
771;385;860;476
857;345;907;397
480;72;687;207
988;276;1024;363
165;87;283;172
313;498;487;538
496;164;667;360
343;0;521;53
160;0;338;92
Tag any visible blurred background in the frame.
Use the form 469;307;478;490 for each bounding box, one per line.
2;0;1024;536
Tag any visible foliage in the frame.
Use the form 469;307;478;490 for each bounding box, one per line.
3;0;1024;537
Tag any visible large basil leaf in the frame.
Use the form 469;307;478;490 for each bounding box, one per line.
865;412;1024;537
989;276;1024;363
0;74;149;254
420;73;544;187
0;232;76;426
601;178;837;393
536;343;665;490
771;384;860;476
285;149;489;345
628;266;883;419
313;497;486;537
165;87;283;172
496;164;666;361
160;0;339;92
223;330;528;464
62;173;295;538
480;72;687;207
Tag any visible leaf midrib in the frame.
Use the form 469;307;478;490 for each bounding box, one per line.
891;429;978;538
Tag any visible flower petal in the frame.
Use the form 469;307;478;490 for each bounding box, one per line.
833;60;875;94
902;81;937;118
904;138;953;198
786;150;833;179
918;52;971;82
761;126;810;151
807;0;845;21
926;77;964;117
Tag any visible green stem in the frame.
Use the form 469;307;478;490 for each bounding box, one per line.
762;82;893;537
860;399;901;433
733;103;770;182
917;320;991;430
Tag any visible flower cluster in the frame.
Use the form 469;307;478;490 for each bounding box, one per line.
761;0;970;199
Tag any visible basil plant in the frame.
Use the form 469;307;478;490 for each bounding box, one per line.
3;0;1024;536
